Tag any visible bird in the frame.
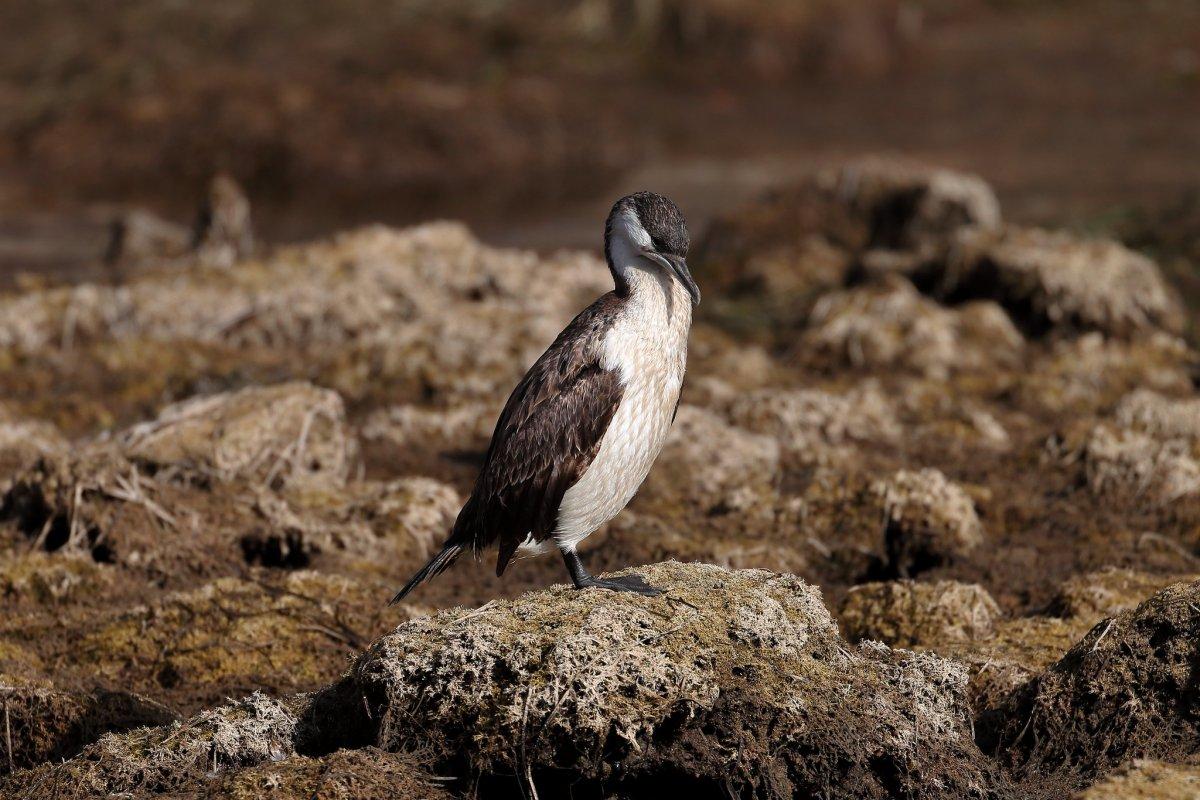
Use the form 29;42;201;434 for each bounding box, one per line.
391;191;699;602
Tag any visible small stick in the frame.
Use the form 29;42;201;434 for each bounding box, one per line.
5;699;13;773
1090;619;1115;653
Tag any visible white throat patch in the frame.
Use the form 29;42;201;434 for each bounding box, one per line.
608;209;655;283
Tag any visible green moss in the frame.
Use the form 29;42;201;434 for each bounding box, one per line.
72;573;399;705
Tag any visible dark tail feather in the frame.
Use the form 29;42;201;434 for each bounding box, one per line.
389;544;463;605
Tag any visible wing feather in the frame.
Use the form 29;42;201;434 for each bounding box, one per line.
449;293;625;575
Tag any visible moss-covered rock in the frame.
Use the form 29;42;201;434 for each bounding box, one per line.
1077;424;1200;505
872;468;984;576
982;580;1200;788
1050;567;1200;624
834;580;1087;716
345;561;1012;798
121;381;354;490
727;382;901;466
1115;390;1200;443
802;277;1023;379
0;551;108;604
1;692;298;797
932;616;1085;718
1075;759;1200;799
640;405;781;516
696;159;999;299
210;747;454;800
0;681;175;776
0;411;66;491
839;579;1001;647
937;226;1184;338
1018;333;1194;416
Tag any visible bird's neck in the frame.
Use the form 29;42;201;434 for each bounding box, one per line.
617;262;692;334
605;220;692;328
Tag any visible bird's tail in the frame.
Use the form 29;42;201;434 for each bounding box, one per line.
389;543;463;605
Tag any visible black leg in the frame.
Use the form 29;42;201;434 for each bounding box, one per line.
561;549;661;597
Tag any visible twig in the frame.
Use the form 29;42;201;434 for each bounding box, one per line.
27;514;54;553
666;595;700;612
105;468;176;528
5;699;13;773
1090;619;1115;653
1137;532;1200;563
449;600;497;627
67;483;85;549
519;684;539;800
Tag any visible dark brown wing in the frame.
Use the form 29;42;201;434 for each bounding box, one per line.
449;293;625;575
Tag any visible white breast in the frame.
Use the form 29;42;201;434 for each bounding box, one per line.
552;271;692;551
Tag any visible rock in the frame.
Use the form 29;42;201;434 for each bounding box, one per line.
207;748;454;800
831;158;1002;249
0;680;176;776
1077;425;1200;505
834;580;1100;720
0;383;361;569
593;509;810;580
349;477;460;562
0;440;133;563
839;579;1001;647
1052;387;1200;507
872;468;984;576
1;692;298;797
191;174;255;269
1050;567;1200;624
802;276;1023;378
360;402;496;451
640;405;781;514
909;397;1013;451
687;334;779;396
0;222;612;412
103;208;191;268
1;402;452;578
121;382;354;490
936;227;1185;338
695;159;999;305
728;383;901;465
1115;390;1200;443
0;412;67;490
244;476;460;572
1075;759;1200;800
343;561;1011;798
983;580;1200;786
1019;332;1194;415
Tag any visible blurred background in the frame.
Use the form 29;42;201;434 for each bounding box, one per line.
1;0;1197;300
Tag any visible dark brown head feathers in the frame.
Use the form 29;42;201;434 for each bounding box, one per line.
605;191;689;260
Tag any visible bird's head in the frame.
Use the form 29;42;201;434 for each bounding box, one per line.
604;191;700;306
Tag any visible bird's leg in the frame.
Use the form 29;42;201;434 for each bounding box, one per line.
560;548;661;597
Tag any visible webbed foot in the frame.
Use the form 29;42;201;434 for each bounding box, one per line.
561;548;662;597
576;572;662;596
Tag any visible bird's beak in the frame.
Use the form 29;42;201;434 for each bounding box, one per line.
641;249;701;306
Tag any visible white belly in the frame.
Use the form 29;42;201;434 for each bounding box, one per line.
552;273;691;551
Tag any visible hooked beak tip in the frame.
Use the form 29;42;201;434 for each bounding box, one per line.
642;248;700;306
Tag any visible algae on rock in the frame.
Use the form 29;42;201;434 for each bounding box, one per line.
345;561;1011;799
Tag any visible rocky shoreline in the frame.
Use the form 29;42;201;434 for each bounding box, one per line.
2;160;1198;797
